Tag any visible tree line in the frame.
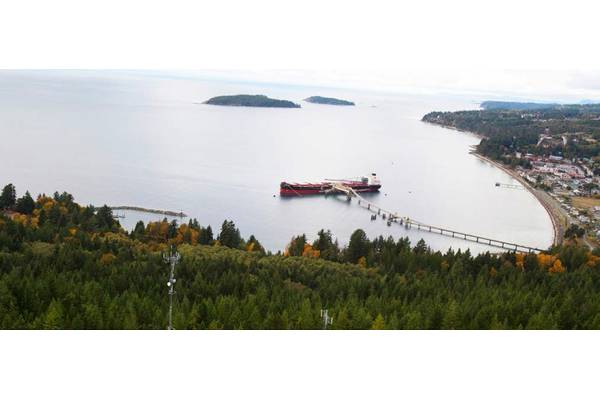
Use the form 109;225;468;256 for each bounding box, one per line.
2;183;600;329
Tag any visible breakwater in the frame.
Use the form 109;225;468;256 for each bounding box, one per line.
109;206;187;218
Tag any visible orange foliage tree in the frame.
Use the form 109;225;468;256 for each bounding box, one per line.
549;259;566;274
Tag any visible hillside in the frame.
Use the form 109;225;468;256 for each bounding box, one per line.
2;183;600;329
204;94;300;108
422;103;600;161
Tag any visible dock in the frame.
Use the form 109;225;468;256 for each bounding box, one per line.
325;182;545;253
495;182;524;190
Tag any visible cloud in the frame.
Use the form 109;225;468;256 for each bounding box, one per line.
568;72;600;91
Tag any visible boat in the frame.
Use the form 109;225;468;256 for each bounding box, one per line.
280;173;381;196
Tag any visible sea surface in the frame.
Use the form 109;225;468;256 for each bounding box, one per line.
0;70;554;252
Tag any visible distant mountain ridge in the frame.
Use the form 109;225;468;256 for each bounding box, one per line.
204;94;300;108
481;101;559;110
481;100;600;111
304;96;355;106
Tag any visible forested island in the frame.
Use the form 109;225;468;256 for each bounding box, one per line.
2;183;600;329
304;96;355;106
204;94;300;108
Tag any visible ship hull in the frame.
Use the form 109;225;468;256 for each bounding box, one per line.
280;182;381;197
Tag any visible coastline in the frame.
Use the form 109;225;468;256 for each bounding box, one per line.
425;118;563;248
422;120;485;140
470;150;565;247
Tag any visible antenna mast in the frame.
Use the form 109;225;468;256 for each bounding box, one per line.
320;309;333;330
163;245;181;330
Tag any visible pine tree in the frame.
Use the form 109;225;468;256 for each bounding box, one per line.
132;221;146;238
371;314;386;329
295;299;314;329
217;220;241;248
0;184;16;209
287;234;307;256
95;205;115;230
347;229;369;263
15;191;35;214
402;311;423;330
167;219;178;239
43;299;64;329
442;300;460;329
313;229;338;260
334;309;351;330
38;208;47;225
199;225;213;245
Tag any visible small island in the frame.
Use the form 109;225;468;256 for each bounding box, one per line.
304;96;355;106
204;94;300;108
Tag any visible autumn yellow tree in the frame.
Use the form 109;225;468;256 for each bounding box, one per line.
515;253;525;270
549;259;566;274
100;252;116;265
537;253;556;270
302;243;320;258
585;253;600;268
357;256;367;269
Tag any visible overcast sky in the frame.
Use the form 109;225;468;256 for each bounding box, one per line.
179;69;600;102
3;0;600;101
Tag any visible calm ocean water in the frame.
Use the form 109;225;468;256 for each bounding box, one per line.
0;70;554;252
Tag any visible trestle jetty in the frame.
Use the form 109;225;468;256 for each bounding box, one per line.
324;182;545;253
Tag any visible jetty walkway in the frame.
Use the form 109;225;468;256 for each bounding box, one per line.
325;183;545;253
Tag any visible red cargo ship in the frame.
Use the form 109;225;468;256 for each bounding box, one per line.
280;173;381;196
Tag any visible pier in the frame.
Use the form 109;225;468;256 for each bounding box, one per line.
495;182;524;190
325;183;545;253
